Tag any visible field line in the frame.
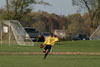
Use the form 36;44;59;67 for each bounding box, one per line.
0;52;100;55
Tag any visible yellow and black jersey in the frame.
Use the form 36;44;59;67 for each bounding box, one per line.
43;36;59;46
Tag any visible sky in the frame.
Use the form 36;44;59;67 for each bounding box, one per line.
0;0;83;16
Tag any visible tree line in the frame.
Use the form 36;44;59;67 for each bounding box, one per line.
72;0;100;29
0;0;100;37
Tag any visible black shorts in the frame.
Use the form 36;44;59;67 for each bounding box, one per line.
44;45;52;52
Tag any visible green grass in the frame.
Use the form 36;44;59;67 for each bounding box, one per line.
53;40;100;52
0;40;100;52
0;40;100;67
0;55;100;67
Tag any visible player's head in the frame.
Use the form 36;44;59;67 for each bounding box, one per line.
50;33;53;37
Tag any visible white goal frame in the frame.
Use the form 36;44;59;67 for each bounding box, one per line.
90;25;100;40
0;20;34;46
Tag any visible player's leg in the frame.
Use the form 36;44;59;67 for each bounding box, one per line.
43;45;48;59
44;49;49;59
43;45;47;53
43;45;52;59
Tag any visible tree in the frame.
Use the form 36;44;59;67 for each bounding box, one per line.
67;13;84;34
6;0;50;21
32;21;46;32
72;0;100;28
6;0;10;19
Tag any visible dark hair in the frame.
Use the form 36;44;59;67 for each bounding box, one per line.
50;33;53;37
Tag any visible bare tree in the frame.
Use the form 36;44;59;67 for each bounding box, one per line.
6;0;10;19
72;0;100;28
6;0;50;21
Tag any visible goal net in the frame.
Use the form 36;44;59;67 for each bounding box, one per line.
0;20;34;46
90;25;100;40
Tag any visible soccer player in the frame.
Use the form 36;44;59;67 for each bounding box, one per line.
42;33;59;59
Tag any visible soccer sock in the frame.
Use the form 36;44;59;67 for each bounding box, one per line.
44;53;48;59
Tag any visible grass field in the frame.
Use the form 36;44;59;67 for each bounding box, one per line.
0;40;100;52
0;40;100;67
0;55;100;67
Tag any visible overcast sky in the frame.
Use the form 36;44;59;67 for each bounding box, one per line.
0;0;83;16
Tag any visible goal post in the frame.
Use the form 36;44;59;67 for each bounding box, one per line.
0;20;34;46
90;25;100;40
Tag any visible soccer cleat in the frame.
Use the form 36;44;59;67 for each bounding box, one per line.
43;57;46;59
